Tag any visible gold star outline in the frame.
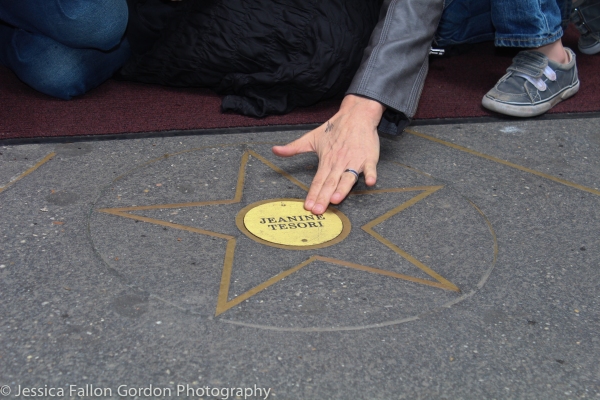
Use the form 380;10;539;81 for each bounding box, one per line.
98;149;460;316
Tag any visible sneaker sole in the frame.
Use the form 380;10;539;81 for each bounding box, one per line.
481;81;580;117
579;41;600;55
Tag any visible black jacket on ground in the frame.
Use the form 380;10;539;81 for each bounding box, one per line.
120;0;381;117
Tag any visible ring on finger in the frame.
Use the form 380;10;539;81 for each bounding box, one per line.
343;168;360;184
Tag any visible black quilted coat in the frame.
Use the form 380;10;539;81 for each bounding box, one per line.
120;0;382;117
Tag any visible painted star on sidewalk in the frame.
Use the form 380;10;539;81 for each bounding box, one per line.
98;149;459;317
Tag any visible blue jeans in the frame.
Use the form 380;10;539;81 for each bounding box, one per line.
0;0;130;99
436;0;572;48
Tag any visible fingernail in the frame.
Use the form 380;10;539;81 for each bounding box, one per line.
305;200;314;210
313;204;324;215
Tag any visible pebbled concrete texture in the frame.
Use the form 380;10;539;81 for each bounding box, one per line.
0;118;598;399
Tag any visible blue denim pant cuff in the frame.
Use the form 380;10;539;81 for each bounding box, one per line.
494;27;564;48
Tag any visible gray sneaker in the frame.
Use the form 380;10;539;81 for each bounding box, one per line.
572;0;600;55
482;48;579;117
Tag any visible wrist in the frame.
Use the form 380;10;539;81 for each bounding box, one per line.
341;94;386;119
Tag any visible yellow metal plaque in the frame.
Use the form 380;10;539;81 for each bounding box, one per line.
236;199;350;250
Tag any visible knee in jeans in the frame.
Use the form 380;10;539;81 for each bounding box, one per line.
33;69;88;100
57;0;128;50
87;2;128;50
25;55;90;99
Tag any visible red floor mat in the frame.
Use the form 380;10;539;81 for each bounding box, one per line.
1;26;598;141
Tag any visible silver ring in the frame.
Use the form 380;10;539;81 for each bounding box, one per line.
344;169;360;183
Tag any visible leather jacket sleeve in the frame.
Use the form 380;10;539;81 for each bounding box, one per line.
346;0;445;135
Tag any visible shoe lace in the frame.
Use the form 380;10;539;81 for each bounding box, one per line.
507;51;557;91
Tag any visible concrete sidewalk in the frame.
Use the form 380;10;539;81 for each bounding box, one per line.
1;118;598;399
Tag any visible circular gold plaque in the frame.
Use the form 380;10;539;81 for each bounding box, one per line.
236;199;351;250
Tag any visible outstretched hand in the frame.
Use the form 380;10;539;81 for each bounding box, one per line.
272;94;385;214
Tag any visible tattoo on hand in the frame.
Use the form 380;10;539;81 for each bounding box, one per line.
325;121;334;133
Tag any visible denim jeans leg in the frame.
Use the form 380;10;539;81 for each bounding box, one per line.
0;24;131;99
0;0;128;50
435;0;495;47
492;0;569;47
559;0;573;30
0;0;130;98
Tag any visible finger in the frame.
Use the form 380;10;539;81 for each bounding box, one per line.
304;162;331;211
330;170;358;204
311;168;345;214
272;132;314;158
363;161;377;187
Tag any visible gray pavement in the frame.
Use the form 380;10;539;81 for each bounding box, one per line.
0;118;599;399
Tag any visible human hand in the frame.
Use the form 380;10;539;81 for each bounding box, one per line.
272;94;385;214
